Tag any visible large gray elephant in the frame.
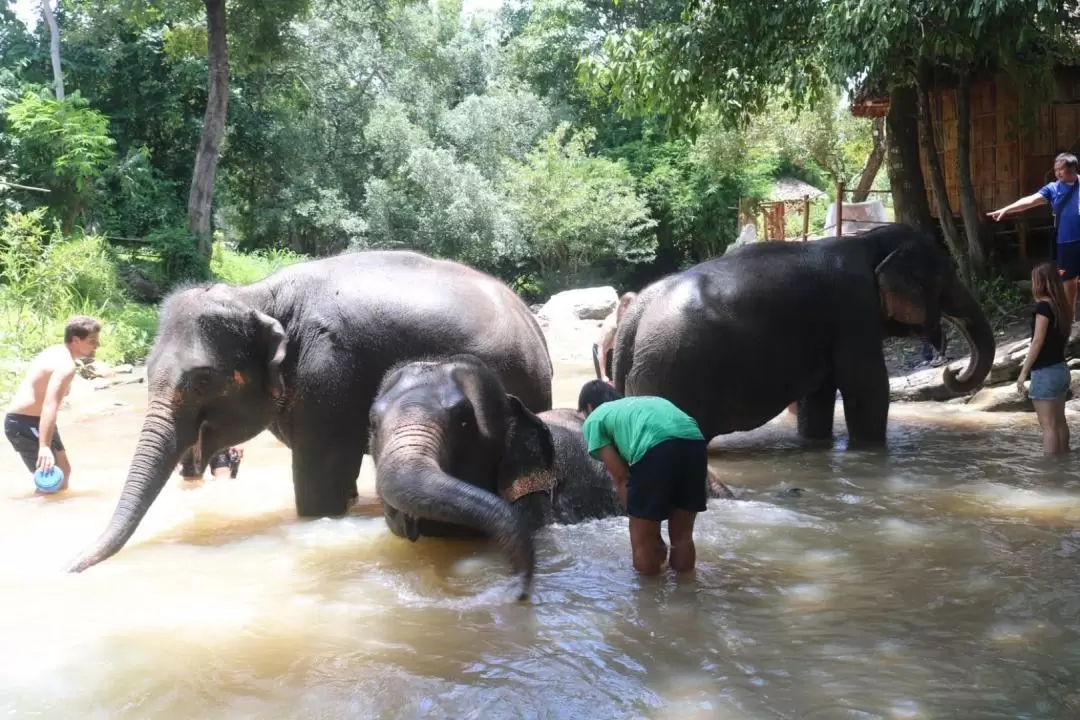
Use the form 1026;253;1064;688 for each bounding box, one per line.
67;251;553;573
614;223;995;445
368;354;734;599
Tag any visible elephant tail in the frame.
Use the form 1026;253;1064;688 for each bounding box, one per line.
612;295;644;395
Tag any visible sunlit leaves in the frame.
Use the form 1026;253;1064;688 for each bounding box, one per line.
502;123;657;272
581;0;1079;132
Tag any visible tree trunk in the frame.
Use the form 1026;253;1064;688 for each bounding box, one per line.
915;73;970;285
884;85;934;232
852;116;885;203
40;0;63;101
186;0;229;260
954;68;988;281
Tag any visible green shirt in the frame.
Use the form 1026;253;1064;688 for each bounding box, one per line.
582;396;705;466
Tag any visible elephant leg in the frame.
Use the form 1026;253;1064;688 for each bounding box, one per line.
796;377;837;443
290;427;364;517
835;346;890;446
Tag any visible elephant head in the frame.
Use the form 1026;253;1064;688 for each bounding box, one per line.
368;354;555;601
871;224;994;394
67;283;287;573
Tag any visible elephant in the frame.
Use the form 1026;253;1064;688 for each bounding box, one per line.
368;354;735;599
67;250;554;573
613;223;994;445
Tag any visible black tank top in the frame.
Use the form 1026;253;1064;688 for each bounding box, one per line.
1031;300;1067;370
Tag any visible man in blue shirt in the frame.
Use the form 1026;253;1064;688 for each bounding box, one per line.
989;152;1080;317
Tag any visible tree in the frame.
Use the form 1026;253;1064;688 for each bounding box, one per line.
582;0;1080;283
502;123;657;275
186;0;227;258
40;0;63;100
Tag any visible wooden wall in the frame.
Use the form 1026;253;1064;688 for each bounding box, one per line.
920;68;1080;218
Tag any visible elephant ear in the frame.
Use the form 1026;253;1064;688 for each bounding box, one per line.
252;309;287;400
875;243;932;326
497;394;556;503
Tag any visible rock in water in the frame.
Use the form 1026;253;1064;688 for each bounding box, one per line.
538;287;619;322
890;322;1080;403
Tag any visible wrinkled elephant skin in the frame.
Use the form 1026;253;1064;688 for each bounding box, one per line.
369;356;735;598
67;251;553;573
614;224;994;446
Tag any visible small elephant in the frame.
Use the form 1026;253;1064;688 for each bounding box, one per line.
68;251;554;574
614;223;995;445
369;354;735;599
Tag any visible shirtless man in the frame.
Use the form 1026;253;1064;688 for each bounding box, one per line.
592;292;637;384
4;316;101;491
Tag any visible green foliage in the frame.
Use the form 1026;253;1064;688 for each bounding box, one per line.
3;89;117;228
0;209;158;400
579;0;830;133
360;146;521;271
502;123;657;273
437;85;555;177
209;239;307;285
581;0;1080;134
745;90;873;185
974;272;1029;323
146;225;209;284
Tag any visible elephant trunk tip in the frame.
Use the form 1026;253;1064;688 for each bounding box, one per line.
66;551;101;574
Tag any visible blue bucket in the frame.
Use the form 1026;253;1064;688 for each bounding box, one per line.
33;466;65;494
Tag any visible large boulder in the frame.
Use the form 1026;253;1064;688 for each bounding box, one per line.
539;286;618;322
890;322;1080;403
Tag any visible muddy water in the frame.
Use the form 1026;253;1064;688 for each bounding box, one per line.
2;365;1080;719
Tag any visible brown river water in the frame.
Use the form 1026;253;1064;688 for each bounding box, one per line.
2;359;1080;719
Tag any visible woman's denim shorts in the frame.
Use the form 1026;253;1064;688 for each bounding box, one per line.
1029;361;1071;401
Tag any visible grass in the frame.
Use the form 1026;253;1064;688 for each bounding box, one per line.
0;211;309;404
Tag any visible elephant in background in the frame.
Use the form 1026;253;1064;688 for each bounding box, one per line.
68;251;553;574
614;223;995;445
368;354;735;599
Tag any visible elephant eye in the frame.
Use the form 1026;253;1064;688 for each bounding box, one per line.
186;368;216;395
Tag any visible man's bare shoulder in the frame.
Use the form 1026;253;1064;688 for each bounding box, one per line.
34;345;75;376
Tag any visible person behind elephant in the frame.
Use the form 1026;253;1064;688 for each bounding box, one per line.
1016;262;1074;455
592;292;637;383
177;447;243;485
578;380;708;576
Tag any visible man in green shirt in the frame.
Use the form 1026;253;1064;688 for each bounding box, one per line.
578;380;709;576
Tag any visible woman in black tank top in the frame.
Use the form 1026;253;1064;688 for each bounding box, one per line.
1017;262;1074;454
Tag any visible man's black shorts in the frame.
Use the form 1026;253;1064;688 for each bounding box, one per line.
1057;241;1080;281
178;449;237;478
4;412;64;473
626;437;709;521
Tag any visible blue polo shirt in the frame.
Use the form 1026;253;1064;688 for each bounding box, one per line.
1038;180;1080;245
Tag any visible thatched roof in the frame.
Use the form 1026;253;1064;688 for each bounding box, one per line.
768;176;828;203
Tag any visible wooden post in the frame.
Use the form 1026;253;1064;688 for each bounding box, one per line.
836;182;845;237
802;195;810;241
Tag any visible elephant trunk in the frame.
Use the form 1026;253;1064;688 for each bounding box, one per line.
941;279;996;395
67;401;184;573
376;426;535;601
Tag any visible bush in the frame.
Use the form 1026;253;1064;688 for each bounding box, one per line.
147;225;209;285
209;240;308;285
0;210;159;402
